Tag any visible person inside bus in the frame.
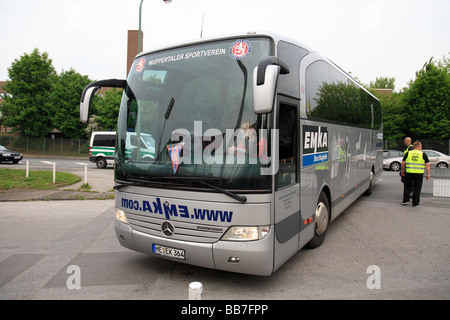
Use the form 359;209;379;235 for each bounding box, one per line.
226;121;267;161
400;141;430;207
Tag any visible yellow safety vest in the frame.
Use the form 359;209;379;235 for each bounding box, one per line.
404;144;413;156
405;150;425;174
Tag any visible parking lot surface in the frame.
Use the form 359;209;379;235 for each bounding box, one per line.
0;170;449;300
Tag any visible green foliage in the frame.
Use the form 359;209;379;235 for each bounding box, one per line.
51;69;92;138
402;57;450;140
371;55;449;141
370;76;396;91
91;88;123;131
380;92;408;140
1;49;57;137
314;81;374;128
1;48;123;139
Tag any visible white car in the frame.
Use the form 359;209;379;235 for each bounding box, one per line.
383;149;450;171
422;150;450;168
383;149;403;158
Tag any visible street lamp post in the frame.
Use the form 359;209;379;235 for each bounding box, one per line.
138;0;173;53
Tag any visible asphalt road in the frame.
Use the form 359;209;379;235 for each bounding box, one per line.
0;170;449;301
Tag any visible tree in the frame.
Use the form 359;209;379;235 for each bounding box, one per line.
370;56;450;142
369;78;407;140
51;69;92;138
402;57;450;140
0;49;57;136
370;76;396;91
378;92;408;140
84;115;102;137
91;88;123;131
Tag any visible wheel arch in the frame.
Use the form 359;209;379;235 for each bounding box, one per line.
320;184;332;217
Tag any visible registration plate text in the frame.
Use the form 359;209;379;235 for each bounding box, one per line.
152;244;186;260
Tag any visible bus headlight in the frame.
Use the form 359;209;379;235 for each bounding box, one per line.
115;208;128;224
221;226;270;241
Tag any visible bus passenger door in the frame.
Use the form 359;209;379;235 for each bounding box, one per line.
273;101;300;271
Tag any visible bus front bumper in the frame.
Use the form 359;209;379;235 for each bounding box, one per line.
115;220;274;276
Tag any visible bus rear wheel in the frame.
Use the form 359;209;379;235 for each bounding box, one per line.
307;191;330;249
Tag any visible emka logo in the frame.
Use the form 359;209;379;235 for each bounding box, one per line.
302;125;328;167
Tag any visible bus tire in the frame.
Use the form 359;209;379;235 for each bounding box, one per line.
363;169;374;196
96;157;107;169
307;191;330;249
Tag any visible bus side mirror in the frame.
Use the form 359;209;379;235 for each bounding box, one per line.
79;79;126;123
80;86;99;123
253;57;289;114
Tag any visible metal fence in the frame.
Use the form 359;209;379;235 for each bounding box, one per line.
422;168;450;197
384;139;450;155
0;133;89;157
1;134;449;158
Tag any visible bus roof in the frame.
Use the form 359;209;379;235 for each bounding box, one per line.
136;31;315;59
135;31;377;101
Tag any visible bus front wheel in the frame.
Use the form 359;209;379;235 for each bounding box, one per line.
307;191;330;249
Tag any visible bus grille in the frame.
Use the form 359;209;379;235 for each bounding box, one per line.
126;212;225;243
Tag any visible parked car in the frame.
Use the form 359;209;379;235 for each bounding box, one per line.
383;149;403;158
383;155;403;171
383;149;450;171
382;149;404;171
423;150;450;168
0;145;23;164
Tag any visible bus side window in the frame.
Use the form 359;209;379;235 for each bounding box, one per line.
277;103;297;189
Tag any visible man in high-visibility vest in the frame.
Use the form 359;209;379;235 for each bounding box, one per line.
403;137;414;156
400;141;430;207
400;137;415;195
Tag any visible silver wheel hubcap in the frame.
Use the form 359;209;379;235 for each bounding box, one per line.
315;202;328;236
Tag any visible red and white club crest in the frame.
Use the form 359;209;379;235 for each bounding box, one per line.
136;58;146;72
229;40;251;60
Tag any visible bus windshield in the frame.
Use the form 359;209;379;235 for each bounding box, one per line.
115;37;273;192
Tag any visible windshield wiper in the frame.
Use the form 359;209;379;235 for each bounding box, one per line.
115;176;247;203
113;179;175;190
196;179;247;203
153;176;247;203
156;97;176;160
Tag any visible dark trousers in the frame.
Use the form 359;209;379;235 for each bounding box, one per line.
403;173;424;206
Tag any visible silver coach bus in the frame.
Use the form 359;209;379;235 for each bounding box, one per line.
80;32;382;276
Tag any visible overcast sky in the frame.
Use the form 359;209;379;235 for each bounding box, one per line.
1;0;449;91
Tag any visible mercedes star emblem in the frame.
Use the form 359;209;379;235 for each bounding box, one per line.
161;221;174;237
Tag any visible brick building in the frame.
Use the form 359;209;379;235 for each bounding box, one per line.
127;30;143;76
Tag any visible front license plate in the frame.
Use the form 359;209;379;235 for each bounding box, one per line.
152;244;186;260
